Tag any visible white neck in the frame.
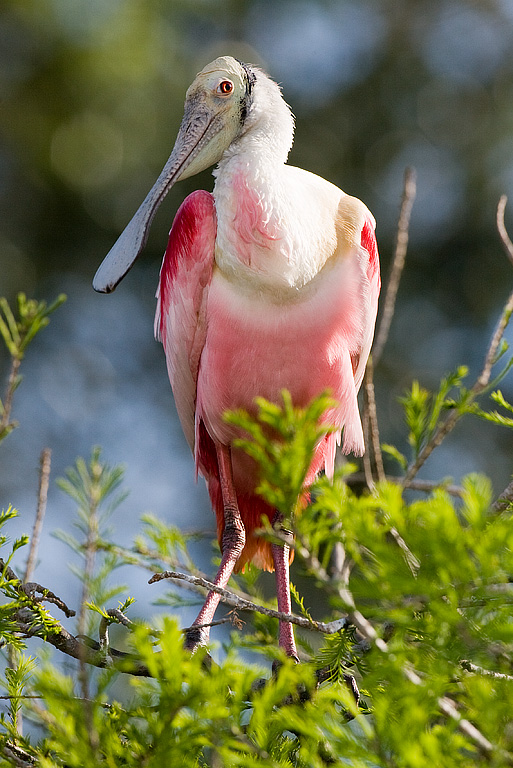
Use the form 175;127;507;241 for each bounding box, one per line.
218;69;295;171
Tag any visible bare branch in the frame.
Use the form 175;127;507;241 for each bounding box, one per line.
345;472;464;497
2;744;36;767
363;357;385;484
362;423;375;490
98;607;134;654
493;479;513;513
102;540;270;608
20;582;75;619
0;558;75;618
373;167;416;365
461;659;513;681
24;448;51;583
497;195;513;267
149;570;349;635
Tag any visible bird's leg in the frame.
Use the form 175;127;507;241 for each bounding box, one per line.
271;513;299;663
184;443;245;653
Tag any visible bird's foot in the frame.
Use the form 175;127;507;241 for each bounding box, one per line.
183;625;213;668
272;653;300;676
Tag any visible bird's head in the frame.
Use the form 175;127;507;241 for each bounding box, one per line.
94;55;292;293
172;56;256;181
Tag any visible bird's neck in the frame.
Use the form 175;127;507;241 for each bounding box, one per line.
211;89;301;290
212;146;301;295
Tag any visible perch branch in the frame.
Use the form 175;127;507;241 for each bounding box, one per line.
149;570;349;635
101;539;272;608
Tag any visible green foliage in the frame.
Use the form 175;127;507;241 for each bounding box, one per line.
400;366;469;459
0;292;66;443
1;656;36;734
55;448;131;635
0;294;66;363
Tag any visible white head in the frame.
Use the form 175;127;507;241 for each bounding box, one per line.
93;56;294;293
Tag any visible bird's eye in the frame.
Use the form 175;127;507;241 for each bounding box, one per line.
216;79;234;96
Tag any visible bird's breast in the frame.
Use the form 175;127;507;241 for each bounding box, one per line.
196;245;368;450
212;163;339;292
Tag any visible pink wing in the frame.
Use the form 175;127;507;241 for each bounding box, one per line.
155;190;217;452
354;217;380;392
323;214;380;468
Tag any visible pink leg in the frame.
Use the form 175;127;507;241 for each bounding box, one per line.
271;519;299;662
184;443;245;652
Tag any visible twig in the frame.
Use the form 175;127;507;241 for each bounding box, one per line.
461;659;513;681
24;448;51;583
404;197;513;484
20;583;75;618
437;692;496;756
11;448;51;737
387;527;420;576
149;570;349;635
102;540;269;608
0;357;21;438
0;558;75;618
372;167;417;366
2;744;36;767
362;169;415;488
497;195;513;266
345;472;464;497
363;357;385;483
98;608;134;654
492;479;513;513
6;449;53;739
362;423;375;490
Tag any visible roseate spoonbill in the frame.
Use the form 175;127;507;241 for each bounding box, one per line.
93;56;380;661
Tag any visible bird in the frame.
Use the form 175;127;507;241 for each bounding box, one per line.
93;56;380;662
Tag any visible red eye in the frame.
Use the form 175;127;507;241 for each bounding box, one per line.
217;79;234;95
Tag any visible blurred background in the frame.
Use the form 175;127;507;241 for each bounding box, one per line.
1;0;513;633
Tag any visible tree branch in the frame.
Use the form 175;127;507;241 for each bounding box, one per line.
24;448;51;583
363;357;385;484
404;197;513;484
461;659;513;681
345;471;464;497
2;744;36;767
493;479;513;513
149;570;349;635
497;195;513;266
372;166;416;365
